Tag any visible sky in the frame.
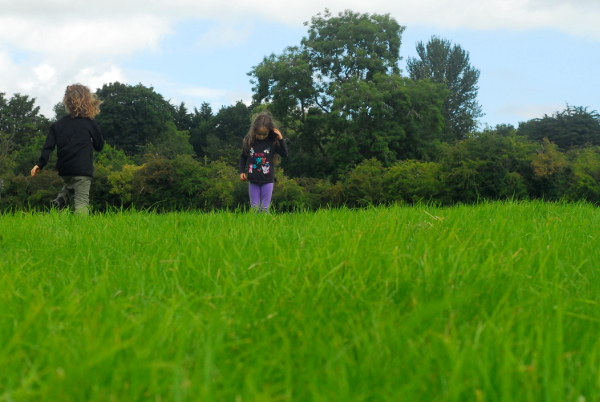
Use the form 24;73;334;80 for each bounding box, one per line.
1;0;599;129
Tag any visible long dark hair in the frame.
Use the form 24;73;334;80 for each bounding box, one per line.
242;112;281;153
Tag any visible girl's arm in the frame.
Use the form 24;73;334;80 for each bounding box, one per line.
238;149;248;179
273;129;288;158
276;137;288;158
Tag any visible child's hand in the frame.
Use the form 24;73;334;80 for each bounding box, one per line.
30;165;40;177
273;129;283;140
240;173;247;181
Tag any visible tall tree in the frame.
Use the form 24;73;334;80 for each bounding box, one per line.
0;92;49;148
407;36;483;141
171;102;193;132
303;9;403;85
249;46;315;126
327;74;447;172
95;82;176;155
249;9;415;177
0;92;50;175
189;102;215;158
203;101;252;163
518;105;600;150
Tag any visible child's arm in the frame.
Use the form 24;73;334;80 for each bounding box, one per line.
91;120;105;152
238;149;248;181
33;126;57;175
274;129;288;158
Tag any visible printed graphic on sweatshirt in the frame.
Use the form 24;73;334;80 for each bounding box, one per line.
248;147;270;175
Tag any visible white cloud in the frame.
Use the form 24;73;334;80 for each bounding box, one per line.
1;0;599;38
0;16;169;59
75;66;126;92
0;13;167;117
1;0;598;120
0;52;126;117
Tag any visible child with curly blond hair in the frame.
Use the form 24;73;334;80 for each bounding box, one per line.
31;84;105;215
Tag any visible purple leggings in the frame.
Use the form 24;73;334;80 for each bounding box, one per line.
248;182;274;212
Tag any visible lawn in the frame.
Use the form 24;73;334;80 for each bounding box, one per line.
1;201;600;401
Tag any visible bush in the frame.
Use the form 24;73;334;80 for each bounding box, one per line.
339;158;386;207
383;160;443;204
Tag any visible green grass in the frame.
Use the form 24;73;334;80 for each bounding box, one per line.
1;201;600;401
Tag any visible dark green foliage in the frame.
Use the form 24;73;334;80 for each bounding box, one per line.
204;101;252;163
437;131;536;203
272;174;312;211
302;9;404;86
530;139;570;200
0;92;50;148
171;101;193;132
518;105;600;150
95;143;134;172
565;147;600;203
383;160;443;204
140;122;194;159
95;82;176;155
249;9;448;177
328;74;447;171
1;170;63;211
53;102;67;121
187;101;251;163
338;158;386;207
189;102;215;157
249;47;315;126
407;36;483;141
0;92;50;176
124;155;237;211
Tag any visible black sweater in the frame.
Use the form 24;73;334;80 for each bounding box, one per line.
37;115;104;177
238;138;288;184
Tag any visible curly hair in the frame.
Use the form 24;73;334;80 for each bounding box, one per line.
63;84;102;119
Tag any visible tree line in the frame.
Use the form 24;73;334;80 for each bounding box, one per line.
2;9;600;212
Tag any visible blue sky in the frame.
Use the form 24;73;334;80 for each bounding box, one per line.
1;0;598;129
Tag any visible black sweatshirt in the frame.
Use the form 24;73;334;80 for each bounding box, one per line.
238;137;288;184
37;115;104;177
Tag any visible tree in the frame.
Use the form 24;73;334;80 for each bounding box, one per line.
248;9;410;178
95;82;177;155
188;102;215;158
140;122;194;159
565;147;600;203
437;131;536;202
327;74;446;171
0;92;50;175
302;9;404;87
518;105;600;150
249;46;316;126
171;102;193;132
407;36;483;141
203;101;252;163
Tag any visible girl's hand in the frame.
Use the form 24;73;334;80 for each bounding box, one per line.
273;129;283;140
31;165;40;177
240;173;247;181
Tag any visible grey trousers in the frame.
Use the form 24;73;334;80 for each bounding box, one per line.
57;176;92;215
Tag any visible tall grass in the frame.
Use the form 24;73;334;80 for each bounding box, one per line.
1;201;600;401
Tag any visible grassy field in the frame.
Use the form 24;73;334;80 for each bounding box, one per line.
1;201;600;401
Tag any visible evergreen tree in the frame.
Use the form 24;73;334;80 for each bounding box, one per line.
407;36;483;141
